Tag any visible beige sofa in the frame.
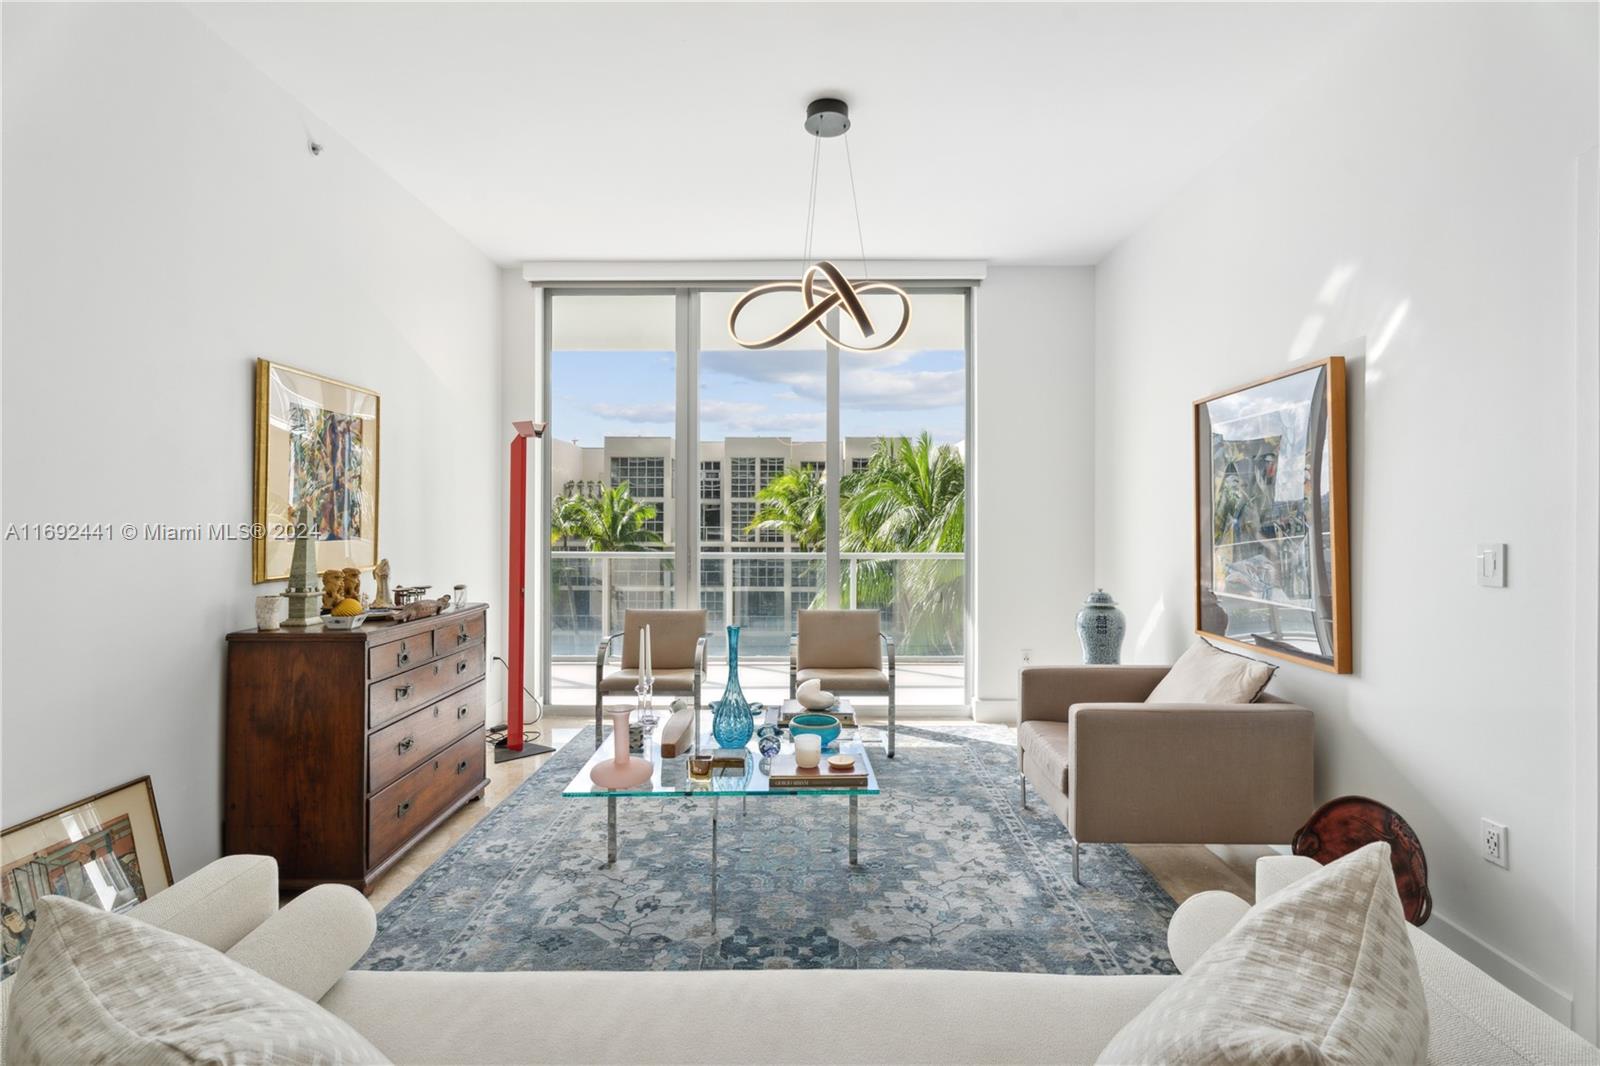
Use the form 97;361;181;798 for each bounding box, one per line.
3;853;1594;1064
1018;665;1314;881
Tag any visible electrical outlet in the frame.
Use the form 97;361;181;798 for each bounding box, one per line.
1021;647;1033;665
1482;819;1508;868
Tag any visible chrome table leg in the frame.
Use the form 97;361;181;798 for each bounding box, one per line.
849;796;858;866
710;795;720;934
607;796;617;865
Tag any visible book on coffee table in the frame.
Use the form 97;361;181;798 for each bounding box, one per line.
766;752;868;789
779;699;856;728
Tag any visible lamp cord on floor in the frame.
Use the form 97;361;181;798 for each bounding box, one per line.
486;655;545;746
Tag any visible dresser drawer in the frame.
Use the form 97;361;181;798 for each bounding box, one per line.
368;730;484;865
369;631;435;682
432;611;486;656
368;680;486;793
369;644;484;729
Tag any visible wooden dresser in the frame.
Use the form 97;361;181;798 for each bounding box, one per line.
225;604;490;893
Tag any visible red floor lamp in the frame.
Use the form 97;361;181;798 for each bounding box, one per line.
495;418;556;762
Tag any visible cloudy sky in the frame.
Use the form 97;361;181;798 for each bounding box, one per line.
553;345;966;447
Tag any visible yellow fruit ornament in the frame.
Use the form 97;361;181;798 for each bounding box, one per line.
331;598;363;617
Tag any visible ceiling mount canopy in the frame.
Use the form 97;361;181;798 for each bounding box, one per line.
728;97;912;353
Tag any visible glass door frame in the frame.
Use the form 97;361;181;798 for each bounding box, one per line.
536;281;976;709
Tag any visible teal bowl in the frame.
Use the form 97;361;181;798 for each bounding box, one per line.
788;713;841;749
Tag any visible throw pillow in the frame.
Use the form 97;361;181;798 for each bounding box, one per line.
1146;639;1276;704
1096;841;1428;1065
4;895;389;1065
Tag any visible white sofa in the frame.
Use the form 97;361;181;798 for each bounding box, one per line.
3;853;1595;1065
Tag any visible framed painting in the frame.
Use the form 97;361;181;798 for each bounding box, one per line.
2;776;173;977
253;359;380;583
1194;356;1351;673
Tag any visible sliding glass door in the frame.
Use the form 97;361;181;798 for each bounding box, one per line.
543;285;968;711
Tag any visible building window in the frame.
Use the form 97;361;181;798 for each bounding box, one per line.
730;500;756;543
610;456;665;499
851;457;871;475
730;457;756;498
700;502;722;542
800;460;825;477
699;460;721;500
734;557;786;587
759;457;784;489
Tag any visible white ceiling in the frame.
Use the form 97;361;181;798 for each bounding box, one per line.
192;2;1373;266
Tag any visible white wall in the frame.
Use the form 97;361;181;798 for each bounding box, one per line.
1094;2;1597;1024
972;267;1096;721
0;3;502;880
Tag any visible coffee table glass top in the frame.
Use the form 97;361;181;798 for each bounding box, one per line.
561;732;879;799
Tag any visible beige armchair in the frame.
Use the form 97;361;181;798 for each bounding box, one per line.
790;609;896;757
1018;665;1314;882
595;609;708;746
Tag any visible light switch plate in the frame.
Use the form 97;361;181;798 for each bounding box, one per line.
1477;543;1506;587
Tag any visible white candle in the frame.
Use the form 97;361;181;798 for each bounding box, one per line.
640;624;652;685
794;733;822;768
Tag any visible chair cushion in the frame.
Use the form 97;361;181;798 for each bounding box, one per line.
620;609;705;670
4;895;389;1066
1018;720;1071;795
598;668;697;695
1146;639;1276;705
794;667;890;694
797;610;882;670
1097;842;1428;1065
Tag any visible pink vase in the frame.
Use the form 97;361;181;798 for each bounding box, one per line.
589;708;654;788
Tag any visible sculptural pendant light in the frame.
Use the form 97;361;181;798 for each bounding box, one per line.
728;98;912;353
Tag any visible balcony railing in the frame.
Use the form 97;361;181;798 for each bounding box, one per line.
549;550;964;660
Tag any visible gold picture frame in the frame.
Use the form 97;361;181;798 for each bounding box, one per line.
1194;356;1351;673
253;359;381;583
2;776;173;977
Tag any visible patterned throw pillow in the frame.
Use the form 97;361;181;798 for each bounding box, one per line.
1097;842;1428;1065
4;895;389;1065
1146;639;1276;704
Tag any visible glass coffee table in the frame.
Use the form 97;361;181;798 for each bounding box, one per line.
561;731;880;928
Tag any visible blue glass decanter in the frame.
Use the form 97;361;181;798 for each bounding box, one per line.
711;625;755;749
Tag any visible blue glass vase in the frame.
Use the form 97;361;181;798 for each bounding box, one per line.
712;625;755;749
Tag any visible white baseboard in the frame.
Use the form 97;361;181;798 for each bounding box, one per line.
972;698;1018;724
1425;910;1575;1026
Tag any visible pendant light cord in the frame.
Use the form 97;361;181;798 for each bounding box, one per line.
802;134;821;272
843;129;870;280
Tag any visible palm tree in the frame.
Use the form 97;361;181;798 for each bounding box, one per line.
842;434;966;655
558;481;662;552
747;467;827;551
842;432;964;553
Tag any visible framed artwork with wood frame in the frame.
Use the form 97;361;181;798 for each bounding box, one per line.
1;776;173;977
253;359;380;583
1194;356;1351;673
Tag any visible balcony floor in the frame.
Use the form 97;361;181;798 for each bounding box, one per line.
549;657;966;712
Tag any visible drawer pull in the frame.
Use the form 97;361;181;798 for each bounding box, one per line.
397;645;411;667
396;800;412;818
456;625;470;646
397;736;415;755
456;704;469;720
456;758;470;774
456;660;468;675
395;684;413;700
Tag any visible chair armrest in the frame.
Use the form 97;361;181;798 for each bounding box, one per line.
694;635;708;678
1068;702;1314;844
879;632;895;673
789;633;798;672
225;884;376;1003
595;631;622;676
1167;890;1251;973
1018;666;1170;724
127;854;278;952
1256;854;1323;902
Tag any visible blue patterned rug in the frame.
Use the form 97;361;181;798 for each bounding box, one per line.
360;723;1178;974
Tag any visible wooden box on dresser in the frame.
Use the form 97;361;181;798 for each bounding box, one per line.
225;604;490;893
